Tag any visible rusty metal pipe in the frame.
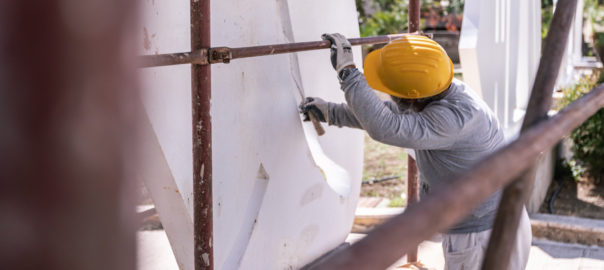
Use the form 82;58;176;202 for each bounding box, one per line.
140;50;207;68
0;0;139;269
405;0;421;263
140;33;420;67
482;0;579;269
302;82;604;269
228;33;411;60
408;0;421;33
406;156;419;263
191;0;213;269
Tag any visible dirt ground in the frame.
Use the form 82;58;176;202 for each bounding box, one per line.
539;178;604;220
361;134;408;206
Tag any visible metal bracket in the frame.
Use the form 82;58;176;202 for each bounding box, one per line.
191;49;209;65
208;47;232;64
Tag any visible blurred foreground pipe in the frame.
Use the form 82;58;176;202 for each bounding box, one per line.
482;0;579;269
0;0;140;269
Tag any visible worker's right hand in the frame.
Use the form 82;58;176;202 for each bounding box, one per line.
321;33;355;73
299;97;329;123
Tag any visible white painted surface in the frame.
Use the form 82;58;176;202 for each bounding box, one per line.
139;1;194;269
139;0;364;269
139;0;194;219
556;0;584;89
138;119;194;270
460;0;541;136
138;230;180;270
459;0;554;213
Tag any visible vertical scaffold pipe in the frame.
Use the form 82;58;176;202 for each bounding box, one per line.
408;0;421;33
406;156;419;263
406;0;421;263
191;0;213;269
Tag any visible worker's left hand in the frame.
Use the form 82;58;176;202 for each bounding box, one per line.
299;97;328;123
321;33;355;73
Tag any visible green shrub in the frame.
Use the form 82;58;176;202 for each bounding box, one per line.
541;5;553;40
356;0;465;37
359;0;410;37
595;32;604;46
560;77;604;183
360;9;409;37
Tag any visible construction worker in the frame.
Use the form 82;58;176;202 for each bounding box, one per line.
300;33;532;270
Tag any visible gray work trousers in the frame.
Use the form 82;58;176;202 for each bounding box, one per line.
442;207;532;270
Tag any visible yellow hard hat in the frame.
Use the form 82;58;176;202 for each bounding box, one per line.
363;35;454;99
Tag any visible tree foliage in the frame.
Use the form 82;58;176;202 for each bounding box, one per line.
560;76;604;184
356;0;464;37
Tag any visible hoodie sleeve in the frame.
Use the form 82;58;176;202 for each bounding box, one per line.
339;69;465;150
328;99;401;130
328;102;363;129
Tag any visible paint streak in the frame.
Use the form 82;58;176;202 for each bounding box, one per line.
143;27;151;51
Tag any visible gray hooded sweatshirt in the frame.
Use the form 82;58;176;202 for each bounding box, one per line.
328;69;503;234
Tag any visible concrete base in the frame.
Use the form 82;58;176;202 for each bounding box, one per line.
137;230;604;270
353;208;604;247
530;213;604;246
346;234;604;270
527;150;555;214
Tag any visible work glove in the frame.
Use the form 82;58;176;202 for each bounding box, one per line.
299;97;329;123
321;33;355;73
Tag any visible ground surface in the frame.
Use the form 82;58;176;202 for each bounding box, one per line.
539;178;604;220
137;230;604;270
361;134;408;207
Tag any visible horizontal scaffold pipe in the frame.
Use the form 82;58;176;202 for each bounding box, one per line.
139;33;426;68
302;83;604;270
139;50;207;68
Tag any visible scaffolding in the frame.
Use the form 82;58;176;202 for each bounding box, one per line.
3;0;604;269
138;0;595;269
